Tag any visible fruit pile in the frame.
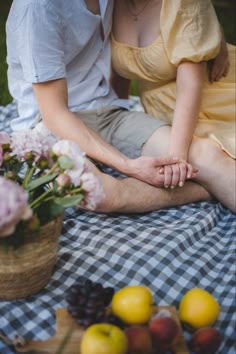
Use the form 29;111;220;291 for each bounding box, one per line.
65;280;222;354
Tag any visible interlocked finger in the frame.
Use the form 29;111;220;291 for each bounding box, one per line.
163;165;173;188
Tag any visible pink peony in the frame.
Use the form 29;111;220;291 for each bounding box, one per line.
0;131;11;167
55;173;71;187
80;172;104;210
0;177;32;237
0;146;3;167
11;128;57;162
52;140;86;186
0;131;11;145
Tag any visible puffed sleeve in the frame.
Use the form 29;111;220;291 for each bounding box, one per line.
160;0;221;66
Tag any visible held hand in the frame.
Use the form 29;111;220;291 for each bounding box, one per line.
159;160;198;189
128;156;179;187
208;34;229;82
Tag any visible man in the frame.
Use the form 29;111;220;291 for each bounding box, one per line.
6;0;235;213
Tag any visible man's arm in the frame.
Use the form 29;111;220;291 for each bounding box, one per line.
32;78;178;187
33;79;130;171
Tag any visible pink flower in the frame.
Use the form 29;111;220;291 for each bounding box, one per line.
0;131;10;145
0;177;32;237
0;131;11;167
52;140;86;186
0;147;3;167
11;128;57;162
80;172;104;210
56;174;71;187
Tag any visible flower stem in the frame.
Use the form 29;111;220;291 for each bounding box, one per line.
30;189;53;209
70;187;83;194
23;166;35;188
45;162;59;176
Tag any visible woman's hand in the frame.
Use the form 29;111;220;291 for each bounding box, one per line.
159;160;198;189
208;28;229;82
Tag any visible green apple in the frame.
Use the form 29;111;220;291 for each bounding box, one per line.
80;323;128;354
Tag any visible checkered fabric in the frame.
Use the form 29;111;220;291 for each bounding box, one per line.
0;100;235;354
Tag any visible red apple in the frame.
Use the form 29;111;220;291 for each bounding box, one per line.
149;316;180;348
189;327;222;354
125;326;152;353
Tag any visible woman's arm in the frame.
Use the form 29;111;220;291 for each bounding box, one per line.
168;61;206;161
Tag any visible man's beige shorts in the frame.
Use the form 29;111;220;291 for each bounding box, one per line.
75;106;167;158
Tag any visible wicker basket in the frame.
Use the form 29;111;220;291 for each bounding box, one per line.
0;213;64;300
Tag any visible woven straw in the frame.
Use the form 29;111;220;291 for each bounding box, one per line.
0;214;64;300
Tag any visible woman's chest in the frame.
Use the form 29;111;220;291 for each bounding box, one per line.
112;36;177;84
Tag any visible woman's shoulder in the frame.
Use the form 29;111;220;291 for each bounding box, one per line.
160;0;221;66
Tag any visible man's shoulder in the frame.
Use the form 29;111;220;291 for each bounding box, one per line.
7;0;64;31
8;0;64;16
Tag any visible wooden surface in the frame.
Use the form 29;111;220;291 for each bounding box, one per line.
14;306;189;354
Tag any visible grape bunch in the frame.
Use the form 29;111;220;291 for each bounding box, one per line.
66;277;116;328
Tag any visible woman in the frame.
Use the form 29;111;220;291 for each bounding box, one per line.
111;0;235;166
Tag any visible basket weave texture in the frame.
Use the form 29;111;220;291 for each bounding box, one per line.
0;214;64;300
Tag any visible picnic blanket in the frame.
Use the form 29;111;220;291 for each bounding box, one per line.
0;100;235;354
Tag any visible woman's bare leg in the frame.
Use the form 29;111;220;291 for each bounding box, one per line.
142;126;236;213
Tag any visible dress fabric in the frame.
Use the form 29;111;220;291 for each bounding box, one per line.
111;0;236;158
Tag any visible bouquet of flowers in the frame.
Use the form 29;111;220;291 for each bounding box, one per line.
0;124;104;249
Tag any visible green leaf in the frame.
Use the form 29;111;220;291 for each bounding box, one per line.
26;173;58;191
54;194;84;208
36;201;64;225
58;156;74;169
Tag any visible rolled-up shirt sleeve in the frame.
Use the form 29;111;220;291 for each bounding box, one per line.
16;2;66;83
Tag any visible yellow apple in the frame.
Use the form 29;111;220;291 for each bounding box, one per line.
179;288;220;329
111;285;154;325
80;323;128;354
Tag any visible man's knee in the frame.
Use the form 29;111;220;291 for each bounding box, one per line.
190;137;222;166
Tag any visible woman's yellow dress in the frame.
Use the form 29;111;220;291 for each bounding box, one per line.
112;0;236;158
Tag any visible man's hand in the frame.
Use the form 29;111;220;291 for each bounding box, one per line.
208;29;229;82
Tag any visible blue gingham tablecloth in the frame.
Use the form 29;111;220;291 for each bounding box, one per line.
0;101;236;354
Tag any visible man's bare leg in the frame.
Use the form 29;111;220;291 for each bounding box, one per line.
86;160;210;213
142;126;236;213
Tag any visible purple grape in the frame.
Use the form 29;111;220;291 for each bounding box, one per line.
65;278;115;328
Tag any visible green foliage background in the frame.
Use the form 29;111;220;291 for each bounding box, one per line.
0;0;235;105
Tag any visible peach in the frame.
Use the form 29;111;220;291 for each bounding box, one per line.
125;326;152;353
189;327;222;354
149;316;179;348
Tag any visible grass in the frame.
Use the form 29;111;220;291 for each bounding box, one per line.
0;0;235;106
0;0;13;106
